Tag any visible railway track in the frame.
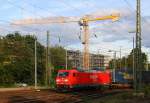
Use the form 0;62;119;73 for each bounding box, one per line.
5;90;82;103
0;88;132;103
64;88;132;103
8;95;82;103
9;94;59;103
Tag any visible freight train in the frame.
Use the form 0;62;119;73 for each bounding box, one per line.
56;68;150;90
56;69;112;90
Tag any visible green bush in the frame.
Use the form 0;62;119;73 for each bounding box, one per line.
143;85;150;96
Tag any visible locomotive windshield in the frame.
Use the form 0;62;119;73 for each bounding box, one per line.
58;72;69;77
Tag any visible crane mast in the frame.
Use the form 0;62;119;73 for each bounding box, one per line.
81;18;90;70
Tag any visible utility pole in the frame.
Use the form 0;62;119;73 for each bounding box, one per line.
0;36;3;48
108;50;117;83
146;53;149;71
47;31;51;86
133;36;136;90
79;51;82;69
65;49;68;70
45;34;48;87
125;56;127;70
146;60;149;71
98;49;101;68
113;51;116;83
34;36;37;89
135;0;142;91
46;31;51;87
120;46;122;69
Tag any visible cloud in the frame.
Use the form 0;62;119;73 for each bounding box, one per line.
141;17;150;47
1;7;150;52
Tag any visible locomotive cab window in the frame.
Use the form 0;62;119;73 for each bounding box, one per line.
73;73;77;77
58;72;69;77
73;73;76;77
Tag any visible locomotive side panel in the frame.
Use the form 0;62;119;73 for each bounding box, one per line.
56;69;112;90
97;72;111;85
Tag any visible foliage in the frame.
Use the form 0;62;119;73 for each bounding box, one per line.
50;46;72;87
109;48;147;71
0;33;72;87
0;33;45;86
143;85;150;96
50;46;66;68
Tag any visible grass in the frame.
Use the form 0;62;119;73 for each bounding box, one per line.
0;84;16;88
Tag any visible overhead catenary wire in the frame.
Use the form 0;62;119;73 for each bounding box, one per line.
12;0;88;44
6;0;44;18
0;19;47;34
4;0;82;44
58;0;82;13
62;0;118;38
6;2;117;43
59;0;99;16
2;0;119;50
0;19;80;46
122;0;150;26
22;0;58;17
0;22;48;45
7;0;77;43
123;0;135;10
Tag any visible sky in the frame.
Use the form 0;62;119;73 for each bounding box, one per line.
0;0;150;58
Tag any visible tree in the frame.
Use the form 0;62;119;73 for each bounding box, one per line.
109;48;147;71
50;46;66;68
0;33;72;87
0;33;45;85
128;48;147;70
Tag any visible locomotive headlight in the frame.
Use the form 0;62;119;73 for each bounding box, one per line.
56;79;60;82
64;79;69;82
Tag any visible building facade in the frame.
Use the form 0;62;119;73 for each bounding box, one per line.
67;50;111;69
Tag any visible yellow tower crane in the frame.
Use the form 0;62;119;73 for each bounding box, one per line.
11;14;119;70
78;15;119;70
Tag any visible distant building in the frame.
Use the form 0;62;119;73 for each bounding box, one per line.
90;53;104;68
67;50;82;68
67;50;111;69
104;55;111;67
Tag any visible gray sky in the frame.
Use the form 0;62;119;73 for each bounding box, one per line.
0;0;150;57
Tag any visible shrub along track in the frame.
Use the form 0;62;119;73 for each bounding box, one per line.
0;88;131;103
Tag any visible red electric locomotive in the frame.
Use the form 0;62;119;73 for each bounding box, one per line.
56;69;112;90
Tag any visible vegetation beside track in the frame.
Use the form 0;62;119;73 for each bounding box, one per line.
86;88;150;103
0;33;71;87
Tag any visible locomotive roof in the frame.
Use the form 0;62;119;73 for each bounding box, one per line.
58;69;110;73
